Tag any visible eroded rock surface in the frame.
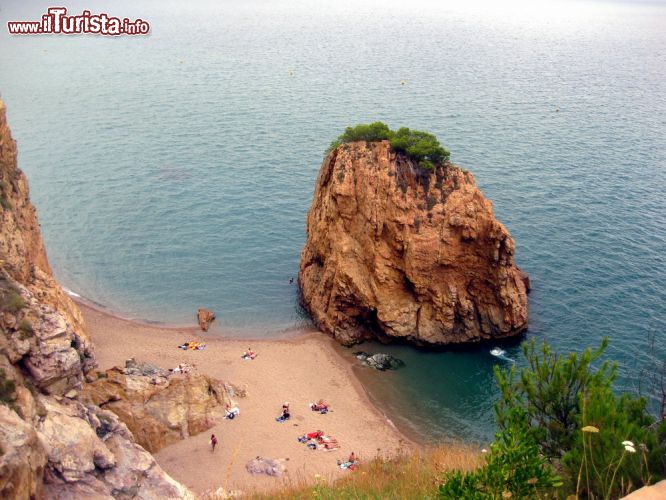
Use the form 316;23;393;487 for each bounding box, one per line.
0;99;197;498
83;359;240;453
299;141;528;346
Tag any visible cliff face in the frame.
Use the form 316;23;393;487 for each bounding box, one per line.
0;102;85;336
0;100;198;499
299;141;528;346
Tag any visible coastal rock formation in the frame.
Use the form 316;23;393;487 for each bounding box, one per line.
299;141;528;346
83;359;240;453
0;102;85;335
197;308;215;331
0;100;197;498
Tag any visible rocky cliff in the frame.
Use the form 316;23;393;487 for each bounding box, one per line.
299;140;529;346
84;359;244;454
0;100;202;499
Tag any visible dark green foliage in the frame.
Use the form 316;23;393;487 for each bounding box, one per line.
440;408;563;499
328;122;392;152
328;122;450;170
389;127;450;170
494;338;616;458
563;386;666;498
489;338;666;498
0;369;17;407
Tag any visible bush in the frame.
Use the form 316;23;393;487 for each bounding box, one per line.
328;122;450;170
494;338;616;458
492;338;666;498
563;385;666;498
440;407;563;499
390;127;449;170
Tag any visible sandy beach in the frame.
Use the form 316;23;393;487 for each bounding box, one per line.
80;301;413;495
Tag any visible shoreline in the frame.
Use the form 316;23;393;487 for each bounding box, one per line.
77;299;422;494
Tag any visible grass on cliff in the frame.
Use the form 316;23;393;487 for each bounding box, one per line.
328;122;450;171
251;447;481;500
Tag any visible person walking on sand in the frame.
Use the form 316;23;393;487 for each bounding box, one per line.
210;434;218;452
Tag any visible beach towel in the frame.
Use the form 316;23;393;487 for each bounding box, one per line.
178;342;206;351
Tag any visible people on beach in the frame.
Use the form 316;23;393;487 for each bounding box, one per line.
210;434;218;451
276;402;291;422
289;277;294;284
169;362;194;374
241;347;257;360
310;399;329;414
225;404;240;420
338;451;359;470
178;341;206;351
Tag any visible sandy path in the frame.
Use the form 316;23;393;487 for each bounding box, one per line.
80;302;412;495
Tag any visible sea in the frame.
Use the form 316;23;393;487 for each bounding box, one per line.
1;0;664;444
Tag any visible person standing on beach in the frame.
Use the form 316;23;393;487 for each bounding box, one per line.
210;434;218;452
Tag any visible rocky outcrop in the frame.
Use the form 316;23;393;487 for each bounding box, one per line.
0;99;198;498
0;101;85;335
83;359;241;453
197;308;215;331
299;141;528;346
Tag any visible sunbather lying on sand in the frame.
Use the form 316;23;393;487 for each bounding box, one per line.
225;404;240;420
297;431;339;451
178;341;206;351
241;347;257;360
309;399;329;413
169;363;194;374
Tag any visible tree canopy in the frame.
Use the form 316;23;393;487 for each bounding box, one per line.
328;122;450;170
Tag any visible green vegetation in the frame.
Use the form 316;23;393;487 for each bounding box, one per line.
440;407;563;498
328;122;450;170
445;339;666;499
258;339;665;499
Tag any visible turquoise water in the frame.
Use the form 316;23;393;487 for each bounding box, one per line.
1;0;664;443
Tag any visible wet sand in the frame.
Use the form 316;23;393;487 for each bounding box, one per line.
80;301;413;495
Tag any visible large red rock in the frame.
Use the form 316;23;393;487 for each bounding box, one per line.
299;140;528;346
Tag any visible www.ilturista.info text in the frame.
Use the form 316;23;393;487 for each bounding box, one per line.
7;8;150;36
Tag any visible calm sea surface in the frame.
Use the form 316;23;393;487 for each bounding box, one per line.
1;0;664;443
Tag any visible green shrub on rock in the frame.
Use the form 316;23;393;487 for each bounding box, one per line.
328;122;450;170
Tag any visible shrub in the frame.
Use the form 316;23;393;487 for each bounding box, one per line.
563;385;666;498
390;127;449;170
440;407;563;499
494;338;616;458
328;122;450;170
492;338;666;498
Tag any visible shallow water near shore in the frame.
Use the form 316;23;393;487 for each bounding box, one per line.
1;0;665;443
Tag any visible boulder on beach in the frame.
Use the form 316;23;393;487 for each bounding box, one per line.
354;351;405;371
197;308;215;331
245;456;286;476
